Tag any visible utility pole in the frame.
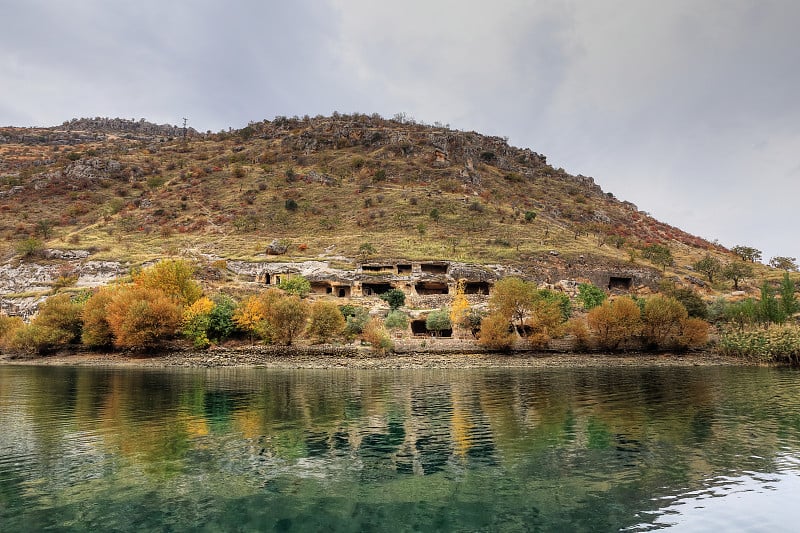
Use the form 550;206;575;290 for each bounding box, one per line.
182;117;188;141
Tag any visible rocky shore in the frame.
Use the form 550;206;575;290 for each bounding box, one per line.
0;345;742;369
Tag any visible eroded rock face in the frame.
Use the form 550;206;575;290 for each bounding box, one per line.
0;252;128;317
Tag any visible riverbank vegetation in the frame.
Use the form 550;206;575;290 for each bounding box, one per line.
0;260;796;363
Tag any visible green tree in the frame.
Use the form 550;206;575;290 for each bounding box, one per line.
340;305;370;340
307;300;345;343
278;276;311;297
693;255;722;283
668;287;708;319
756;281;786;326
207;294;238;342
16;237;44;259
384;310;409;330
724;298;758;331
769;256;798;271
732;245;762;263
379;288;406;310
779;273;798;318
722;261;754;290
641;244;673;271
358;242;376;261
426;309;452;337
577;283;607;310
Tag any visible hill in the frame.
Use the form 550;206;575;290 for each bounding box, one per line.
0;113;774;314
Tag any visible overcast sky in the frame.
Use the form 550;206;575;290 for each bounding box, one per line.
2;0;798;263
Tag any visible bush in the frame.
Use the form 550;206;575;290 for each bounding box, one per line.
182;296;215;348
426;309;452;337
717;325;800;364
233;294;269;343
82;287;116;347
207;294;237;342
34;293;84;344
0;314;24;350
577;283;606;310
133;259;202;306
307;300;345;343
278;276;311;298
587;297;642;351
642;296;688;349
379;289;405;310
341;305;370;340
362;317;393;354
669;288;708;319
10;324;72;354
16;237;44;259
384;310;409;330
477;312;515;350
106;286;182;348
269;295;309;345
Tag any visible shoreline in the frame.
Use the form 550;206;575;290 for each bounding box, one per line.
0;347;747;370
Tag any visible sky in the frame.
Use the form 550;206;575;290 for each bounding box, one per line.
2;0;798;263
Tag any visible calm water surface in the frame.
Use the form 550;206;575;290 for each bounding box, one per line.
1;364;800;532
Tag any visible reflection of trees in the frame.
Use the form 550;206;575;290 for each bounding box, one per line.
5;366;800;530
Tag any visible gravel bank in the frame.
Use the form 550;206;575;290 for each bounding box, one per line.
0;346;743;369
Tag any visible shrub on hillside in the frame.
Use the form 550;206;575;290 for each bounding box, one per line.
81;286;117;347
278;276;311;298
34;293;84;345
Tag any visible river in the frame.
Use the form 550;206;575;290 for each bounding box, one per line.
1;364;799;531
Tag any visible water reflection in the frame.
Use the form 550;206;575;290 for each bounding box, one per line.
1;365;800;531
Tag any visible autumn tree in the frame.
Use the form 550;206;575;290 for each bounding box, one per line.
34;292;84;344
82;286;117;347
182;296;215;348
362;317;393;354
477;313;515;350
234;294;269;343
449;280;470;330
105;286;182;348
0;314;24;350
642;295;688;349
587;297;642;350
307;300;345;343
489;277;537;336
269;295;309;345
133;259;202;306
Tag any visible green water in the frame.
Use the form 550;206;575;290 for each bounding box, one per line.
1;364;799;532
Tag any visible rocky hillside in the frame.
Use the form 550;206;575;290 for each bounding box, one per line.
0;113;757;314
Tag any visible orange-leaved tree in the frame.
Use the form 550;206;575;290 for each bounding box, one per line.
105;285;182;348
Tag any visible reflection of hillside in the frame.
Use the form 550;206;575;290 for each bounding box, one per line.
3;366;800;530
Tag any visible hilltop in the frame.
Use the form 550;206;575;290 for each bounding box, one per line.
0;113;775;314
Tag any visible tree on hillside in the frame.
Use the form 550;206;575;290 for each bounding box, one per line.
769;256;798;271
641;244;673;271
722;261;754;290
731;245;762;263
780;273;798;318
693;255;722;283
